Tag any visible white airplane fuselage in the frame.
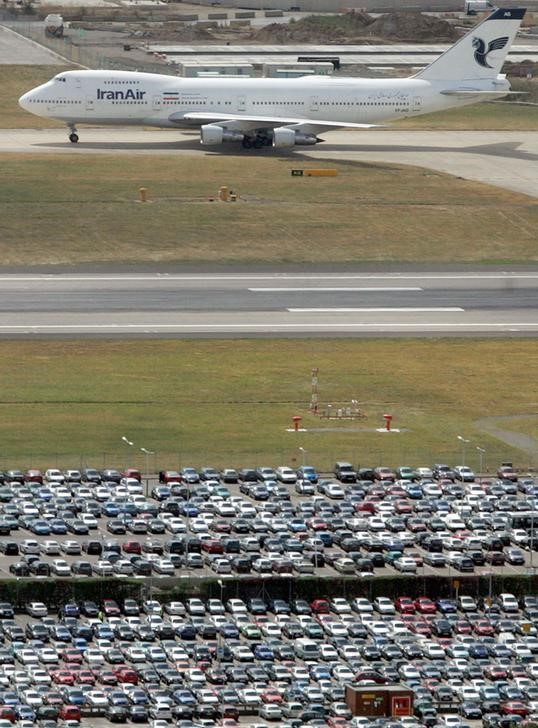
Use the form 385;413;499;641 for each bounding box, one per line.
20;71;505;128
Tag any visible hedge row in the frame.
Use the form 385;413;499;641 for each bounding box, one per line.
2;572;538;609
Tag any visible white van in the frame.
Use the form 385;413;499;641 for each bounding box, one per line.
294;638;320;660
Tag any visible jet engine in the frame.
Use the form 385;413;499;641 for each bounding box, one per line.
272;127;320;148
200;124;244;145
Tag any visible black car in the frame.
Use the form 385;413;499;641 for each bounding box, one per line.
105;705;129;722
129;706;149;723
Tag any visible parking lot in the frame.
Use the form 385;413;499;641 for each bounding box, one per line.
0;461;536;728
0;462;535;582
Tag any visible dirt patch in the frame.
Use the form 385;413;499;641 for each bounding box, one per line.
368;12;459;42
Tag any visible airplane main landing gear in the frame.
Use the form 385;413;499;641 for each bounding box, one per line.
68;125;79;143
242;133;272;150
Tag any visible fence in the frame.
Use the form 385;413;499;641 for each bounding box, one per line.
0;446;534;475
1;16;176;74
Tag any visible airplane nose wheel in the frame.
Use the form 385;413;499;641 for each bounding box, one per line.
69;132;79;143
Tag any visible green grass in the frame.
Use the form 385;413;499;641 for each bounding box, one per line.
0;339;536;472
2;153;537;265
0;65;75;129
394;99;538;130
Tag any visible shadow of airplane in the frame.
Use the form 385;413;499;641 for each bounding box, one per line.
33;138;538;163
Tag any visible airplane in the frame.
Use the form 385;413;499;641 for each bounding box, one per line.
18;7;525;150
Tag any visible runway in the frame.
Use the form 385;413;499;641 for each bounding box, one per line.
0;270;537;337
1;127;538;198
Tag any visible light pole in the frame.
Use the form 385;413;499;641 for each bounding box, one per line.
217;579;224;667
121;436;134;470
476;446;486;479
457;435;470;466
299;447;306;468
140;447;154;497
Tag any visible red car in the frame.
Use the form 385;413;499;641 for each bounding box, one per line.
122;541;142;554
24;469;43;484
99;671;118;685
395;597;416;614
328;718;350;728
201;539;224;554
102;599;121;617
497;465;518;481
410;620;432;636
212;519;231;533
394;500;413;515
474;619;495;636
159;470;181;484
261;688;283;704
374;467;396;482
0;706;16;723
484;665;508;681
114;667;139;684
454;620;472;635
59;705;81;721
77;670;96;685
414;597;437;614
355;502;375;514
501;702;529;717
308;518;328;531
310;599;330;614
51;670;76;685
62;649;83;664
122;467;141;482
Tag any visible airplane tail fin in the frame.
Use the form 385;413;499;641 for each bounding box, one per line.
414;7;525;82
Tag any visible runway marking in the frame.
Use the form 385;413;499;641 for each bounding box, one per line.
0;274;537;282
249;287;423;292
287;307;465;313
0;322;536;330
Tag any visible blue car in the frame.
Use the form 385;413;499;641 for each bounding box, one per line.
50;519;68;534
254;644;275;661
30;520;51;536
102;502;120;517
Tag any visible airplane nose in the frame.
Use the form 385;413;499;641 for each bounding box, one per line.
18;91;32;110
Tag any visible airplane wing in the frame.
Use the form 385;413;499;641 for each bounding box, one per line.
168;111;378;130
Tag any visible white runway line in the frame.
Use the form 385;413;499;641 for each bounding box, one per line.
287;307;465;313
0;322;536;330
0;274;536;282
249;287;423;292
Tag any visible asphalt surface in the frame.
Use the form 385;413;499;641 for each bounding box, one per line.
0;26;65;64
1;128;538;199
0;271;537;338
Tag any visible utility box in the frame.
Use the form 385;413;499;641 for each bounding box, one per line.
346;685;414;718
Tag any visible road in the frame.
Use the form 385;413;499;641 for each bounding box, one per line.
0;270;537;337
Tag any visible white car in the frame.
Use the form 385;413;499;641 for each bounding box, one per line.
275;466;297;484
40;540;61;555
319;644;339;661
79;513;98;529
61;540;81;555
454;465;475;482
458;595;478;612
25;602;47;618
259;704;283;721
38;648;59;664
325;483;345;499
86;691;109;708
45;468;65;484
51;559;71;577
352;597;374;614
394;557;417;573
330;597;352;614
227;598;247;615
498;592;519;612
373;597;395;614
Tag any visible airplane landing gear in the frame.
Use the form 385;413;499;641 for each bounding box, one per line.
68;125;79;143
242;133;271;150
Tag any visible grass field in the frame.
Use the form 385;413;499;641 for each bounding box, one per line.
5;65;538;130
2;152;537;265
0;339;536;472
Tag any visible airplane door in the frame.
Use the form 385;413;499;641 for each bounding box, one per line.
413;96;422;110
309;95;319;112
85;95;94;111
152;95;162;110
237;95;246;112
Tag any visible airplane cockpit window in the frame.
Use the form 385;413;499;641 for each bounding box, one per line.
54;76;66;82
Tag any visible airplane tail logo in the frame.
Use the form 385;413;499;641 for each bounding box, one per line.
472;36;509;68
414;7;525;82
